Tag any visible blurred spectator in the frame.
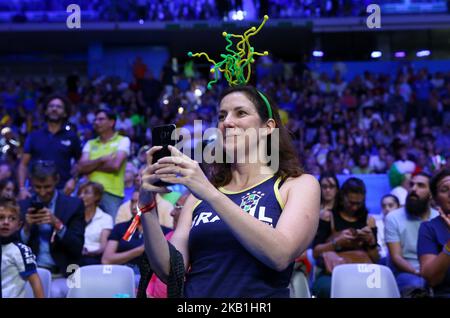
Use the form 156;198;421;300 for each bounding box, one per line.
19;161;85;298
418;168;450;298
132;56;148;84
351;153;373;175
0;178;17;200
389;149;417;206
18;94;82;199
0;198;44;298
78;108;130;221
312;177;379;298
123;162;137;203
319;172;339;215
78;181;113;266
376;194;401;262
102;189;147;287
0;162;12;181
385;173;438;297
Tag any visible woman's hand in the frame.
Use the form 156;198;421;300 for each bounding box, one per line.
334;229;358;249
438;206;450;229
356;226;376;246
154;145;217;201
140;146;174;194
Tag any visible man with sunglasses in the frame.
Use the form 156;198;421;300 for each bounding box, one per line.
18;94;82;200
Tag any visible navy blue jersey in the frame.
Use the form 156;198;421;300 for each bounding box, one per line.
185;175;293;298
24;125;81;188
108;220;144;267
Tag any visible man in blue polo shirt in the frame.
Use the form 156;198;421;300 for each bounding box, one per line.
18;94;82;199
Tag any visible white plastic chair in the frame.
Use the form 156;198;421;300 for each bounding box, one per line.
66;265;136;298
331;263;400;298
24;267;52;298
289;270;312;298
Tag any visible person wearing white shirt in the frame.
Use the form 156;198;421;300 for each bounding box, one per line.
77;181;113;265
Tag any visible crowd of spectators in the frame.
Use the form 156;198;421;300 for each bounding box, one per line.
0;55;449;297
1;57;450;183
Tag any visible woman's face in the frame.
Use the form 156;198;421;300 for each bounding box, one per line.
321;177;338;203
218;92;266;155
78;186;99;209
435;176;450;214
381;196;399;216
343;192;365;215
1;181;15;199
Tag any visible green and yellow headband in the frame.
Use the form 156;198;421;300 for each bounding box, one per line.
188;15;273;119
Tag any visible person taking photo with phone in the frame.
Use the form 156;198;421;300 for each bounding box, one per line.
19;161;85;298
137;85;320;297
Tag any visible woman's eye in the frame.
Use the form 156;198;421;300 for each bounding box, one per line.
237;111;246;116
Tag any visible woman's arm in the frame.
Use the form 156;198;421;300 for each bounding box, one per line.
420;251;450;287
101;240;144;265
28;273;44;298
365;216;380;263
140;190;194;283
312;211;334;259
86;229;111;256
138;146;194;283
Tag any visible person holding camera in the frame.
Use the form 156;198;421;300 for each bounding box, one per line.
19;161;85;298
136;85;320;297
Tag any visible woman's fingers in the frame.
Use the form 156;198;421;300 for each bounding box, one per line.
158;175;183;185
168;145;188;159
155;165;190;177
145;146;163;166
146;162;173;174
141;175;172;193
157;156;192;168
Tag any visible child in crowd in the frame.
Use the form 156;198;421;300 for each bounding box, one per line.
0;198;44;297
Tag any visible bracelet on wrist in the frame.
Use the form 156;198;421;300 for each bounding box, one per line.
137;199;157;215
123;197;157;242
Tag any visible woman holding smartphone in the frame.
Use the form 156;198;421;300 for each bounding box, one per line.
137;85;320;297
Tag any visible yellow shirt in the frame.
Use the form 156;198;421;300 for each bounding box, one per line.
83;133;130;197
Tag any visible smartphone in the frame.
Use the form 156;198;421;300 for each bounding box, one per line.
30;201;45;213
151;124;177;187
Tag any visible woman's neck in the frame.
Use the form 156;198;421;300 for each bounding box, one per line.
227;163;275;189
85;205;96;221
321;200;334;211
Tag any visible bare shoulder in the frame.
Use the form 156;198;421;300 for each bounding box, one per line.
279;174;321;206
282;173;320;192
